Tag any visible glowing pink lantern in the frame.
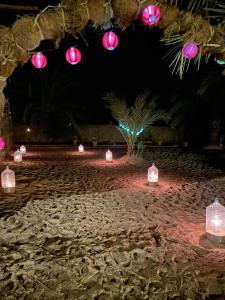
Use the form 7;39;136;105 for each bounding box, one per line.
106;149;113;162
0;137;6;150
141;4;161;26
31;52;47;69
148;163;158;185
206;197;225;241
102;31;119;51
182;42;199;59
1;166;15;193
66;47;82;65
78;144;84;153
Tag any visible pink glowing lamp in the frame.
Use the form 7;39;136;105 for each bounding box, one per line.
106;149;113;162
102;31;119;51
66;47;82;65
0;137;6;150
31;52;47;69
1;166;15;193
78;144;84;153
182;42;199;59
148;163;158;185
141;4;161;26
206;197;225;240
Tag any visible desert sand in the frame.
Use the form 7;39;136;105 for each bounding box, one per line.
0;145;225;300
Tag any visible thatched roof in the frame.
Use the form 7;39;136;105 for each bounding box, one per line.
0;2;222;119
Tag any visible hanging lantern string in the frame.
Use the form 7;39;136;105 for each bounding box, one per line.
10;31;27;56
135;0;147;19
104;0;113;19
80;1;90;20
58;4;67;32
34;4;67;38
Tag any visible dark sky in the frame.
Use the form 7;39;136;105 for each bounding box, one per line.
1;1;224;127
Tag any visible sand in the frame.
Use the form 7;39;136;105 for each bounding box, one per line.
0;145;225;299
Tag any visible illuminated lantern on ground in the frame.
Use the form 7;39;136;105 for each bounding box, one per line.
14;149;22;162
182;42;199;59
206;197;225;242
148;163;158;184
20;145;26;154
31;52;47;69
78;144;84;153
1;166;15;193
106;149;113;162
0;137;5;150
102;31;119;51
66;47;82;65
141;4;161;26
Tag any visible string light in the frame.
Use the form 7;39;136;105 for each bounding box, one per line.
119;122;144;137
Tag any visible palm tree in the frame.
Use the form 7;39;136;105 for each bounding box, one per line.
103;91;165;156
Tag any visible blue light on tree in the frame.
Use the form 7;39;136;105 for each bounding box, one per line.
216;59;225;65
119;122;144;137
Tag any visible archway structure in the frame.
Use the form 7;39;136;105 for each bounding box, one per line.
0;0;224;133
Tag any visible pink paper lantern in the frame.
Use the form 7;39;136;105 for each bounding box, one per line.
0;137;5;150
182;42;199;59
31;52;47;69
141;4;161;26
66;47;82;65
102;31;119;51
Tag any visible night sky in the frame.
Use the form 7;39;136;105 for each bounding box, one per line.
1;0;225;138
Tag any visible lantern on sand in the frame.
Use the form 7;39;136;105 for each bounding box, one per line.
1;166;15;193
206;197;225;243
182;42;199;59
141;4;161;26
0;137;5;150
31;52;47;69
102;31;119;51
14;149;22;162
20;145;26;154
66;47;82;65
106;149;113;162
78;144;84;153
148;163;158;184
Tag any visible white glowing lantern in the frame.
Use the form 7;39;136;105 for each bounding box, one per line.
106;149;113;162
148;163;158;184
1;166;15;193
20;145;26;154
14;149;22;162
206;197;225;241
78;144;84;153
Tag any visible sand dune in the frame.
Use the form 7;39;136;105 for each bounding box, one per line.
0;146;225;299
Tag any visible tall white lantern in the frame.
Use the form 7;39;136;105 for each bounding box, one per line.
206;197;225;243
1;166;15;193
106;149;113;162
78;144;84;153
14;149;22;162
148;163;158;184
20;145;26;154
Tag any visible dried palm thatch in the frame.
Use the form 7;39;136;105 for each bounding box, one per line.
0;61;17;78
62;0;90;34
183;17;213;44
0;92;5;120
112;0;139;30
0;78;7;91
0;27;29;65
89;0;113;27
35;6;65;48
158;5;180;30
12;16;41;51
